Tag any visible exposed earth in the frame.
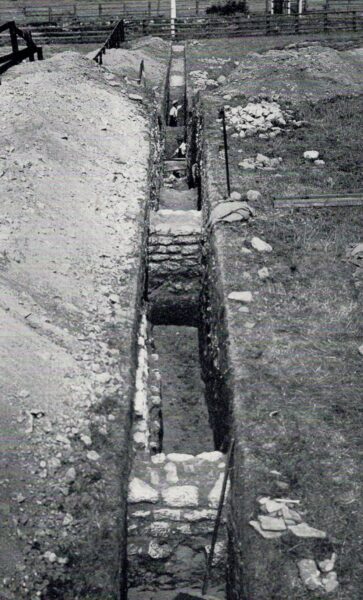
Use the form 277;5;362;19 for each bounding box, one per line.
0;29;362;600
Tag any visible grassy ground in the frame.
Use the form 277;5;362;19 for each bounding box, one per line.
188;33;363;599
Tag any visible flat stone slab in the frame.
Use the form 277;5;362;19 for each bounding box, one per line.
150;210;202;236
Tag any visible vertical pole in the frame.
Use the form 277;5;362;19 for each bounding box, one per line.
157;0;161;15
219;108;231;197
74;4;77;17
148;1;151;18
196;0;199;15
266;13;271;34
352;10;357;31
171;0;176;38
99;4;102;17
287;0;291;15
295;11;300;32
271;0;274;15
298;0;303;14
324;10;328;31
202;439;235;596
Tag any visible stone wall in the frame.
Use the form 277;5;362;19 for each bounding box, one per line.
148;209;203;325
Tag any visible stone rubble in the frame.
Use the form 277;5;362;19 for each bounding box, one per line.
238;153;283;171
225;101;291;139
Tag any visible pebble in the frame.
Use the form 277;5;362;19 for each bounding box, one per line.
358;345;363;356
65;467;76;483
258;267;270;280
251;237;273;253
229;191;242;201
303;150;319;160
228;291;253;303
246;190;262;202
86;450;100;461
80;434;92;447
318;553;336;573
314;159;325;166
43;551;57;563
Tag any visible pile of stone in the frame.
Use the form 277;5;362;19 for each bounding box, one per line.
249;496;326;540
238;153;283;170
225;101;288;139
250;496;339;593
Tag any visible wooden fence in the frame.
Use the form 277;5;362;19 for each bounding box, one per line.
0;20;43;74
93;16;124;62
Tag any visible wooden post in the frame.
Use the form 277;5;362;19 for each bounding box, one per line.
266;13;271;34
37;47;44;61
352;10;357;31
120;19;125;42
196;0;199;15
295;11;300;33
324;11;328;32
157;0;161;15
219;107;231;197
49;7;52;22
148;1;151;18
9;22;19;53
99;4;102;16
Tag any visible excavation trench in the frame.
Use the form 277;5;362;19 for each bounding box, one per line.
126;44;231;599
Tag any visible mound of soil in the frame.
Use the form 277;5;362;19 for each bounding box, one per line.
0;51;149;598
222;44;363;102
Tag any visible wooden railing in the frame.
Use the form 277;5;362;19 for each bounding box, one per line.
0;21;43;75
93;17;124;64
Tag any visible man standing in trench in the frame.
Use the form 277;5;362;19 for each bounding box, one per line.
169;99;182;127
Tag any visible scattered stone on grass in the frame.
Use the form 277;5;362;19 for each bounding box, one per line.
251;237;273;253
249;520;283;539
246;189;262;202
322;571;339;593
258;515;287;531
208;201;254;227
128;93;143;102
289;523;326;538
258;267;270;280
318;553;336;573
228;291;253;303
226;101;289;138
298;559;323;591
303;150;319;160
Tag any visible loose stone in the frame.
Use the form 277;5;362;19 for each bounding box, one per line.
318;553;336;573
228;291;253;303
249;520;283;539
298;559;323;591
251;237;273;253
322;571;339;593
303;150;319;160
289;523;326;538
258;515;287;531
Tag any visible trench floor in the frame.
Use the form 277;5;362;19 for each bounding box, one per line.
152;325;214;454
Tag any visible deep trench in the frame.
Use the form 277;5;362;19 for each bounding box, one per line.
126;44;231;599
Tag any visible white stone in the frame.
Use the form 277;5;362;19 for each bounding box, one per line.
289;523;326;538
322;572;339;593
184;509;218;521
204;541;226;566
318;553;336;573
44;551;57;563
358;345;363;356
229;191;242;201
148;540;173;559
196;451;224;462
303;150;319;160
162;485;199;508
86;450;100;461
314;159;325;166
249;520;283;539
217;75;227;85
166;453;194;463
258;267;270;280
228;291;253;303
129;477;159;504
154;508;182;521
165;462;179;484
298;559;323;591
251;237;273;253
152;453;166;464
208;473;230;508
149;522;171;537
258;515;287;531
246;190;262;202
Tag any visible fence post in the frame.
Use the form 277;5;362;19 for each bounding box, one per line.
265;13;271;35
196;0;199;15
9;22;19;53
48;7;52;22
352;10;356;31
148;1;151;18
99;4;102;17
73;4;77;16
120;19;125;42
295;12;300;33
324;11;328;32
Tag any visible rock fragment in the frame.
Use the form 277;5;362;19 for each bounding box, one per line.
249;520;283;539
228;291;253;303
129;477;159;503
251;237;273;253
289;523;326;538
298;559;323;591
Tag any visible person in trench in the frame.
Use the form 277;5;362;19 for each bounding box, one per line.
173;138;187;159
169;99;182;127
